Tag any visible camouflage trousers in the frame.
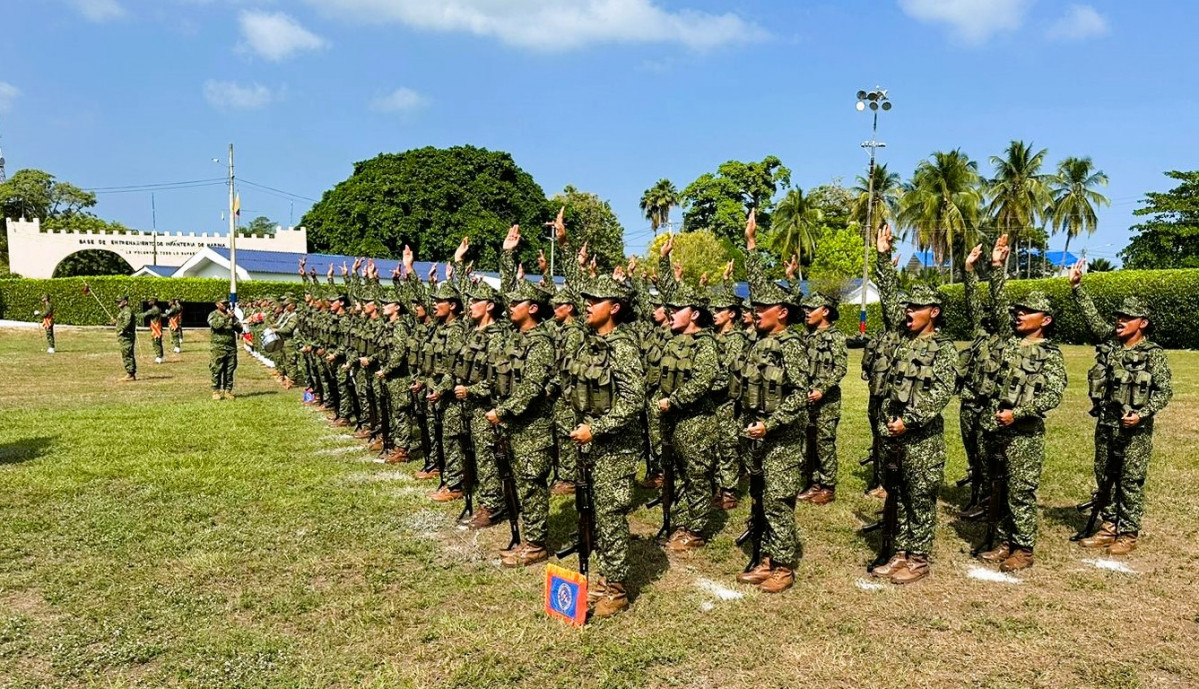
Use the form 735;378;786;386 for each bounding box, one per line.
515;445;554;545
119;336;136;375
589;449;637;583
437;400;466;491
1097;420;1156;535
277;341;303;385
210;346;237;391
385;379;414;454
45;325;55;350
468;402;505;513
353;366;374;430
644;392;663;477
553;398;578;483
805;387;842;487
757;422;805;569
335;362;355;421
170;327;183;350
714;401;742;492
866;394;884;488
151;335;164;360
880;416;946;557
667;411;718;535
960;399;988;495
987;420;1046;550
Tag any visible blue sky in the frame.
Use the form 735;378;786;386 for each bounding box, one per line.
3;0;1197;266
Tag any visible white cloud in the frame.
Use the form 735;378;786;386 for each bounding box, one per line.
238;10;328;61
0;82;19;114
203;80;278;110
1046;4;1109;41
898;0;1031;44
67;0;126;22
302;0;763;51
370;87;429;114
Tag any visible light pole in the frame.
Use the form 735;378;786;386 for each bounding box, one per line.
214;146;238;308
856;87;891;334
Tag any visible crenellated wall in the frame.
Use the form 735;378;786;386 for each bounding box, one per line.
4;217;308;277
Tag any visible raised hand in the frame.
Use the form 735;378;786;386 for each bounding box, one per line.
992;234;1010;267
465;261;474;276
745;209;758;250
402;245;415;271
1068;258;1085;287
661;233;674;257
454;236;470;263
588;257;598;278
516;263;525;281
577;242;589;268
876;224;893;254
672;261;683;281
427;262;438;283
613;265;626;281
326;264;334;278
340;262;349;276
784;255;799;281
391;264;402;279
965;243;983;272
722;260;734;282
537;249;548;274
503;224;521;252
445;263;455;281
553;206;567;244
699;272;709;286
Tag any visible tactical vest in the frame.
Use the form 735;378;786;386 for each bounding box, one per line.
991;341;1059;410
566;333;631;417
642;327;668;387
1106;343;1159;413
453;329;490;385
958;333;999;397
808;330;840;383
733;331;801;415
492;329;552;400
862;331;900;396
884;335;945;410
1086;341;1115;414
658;332;713;396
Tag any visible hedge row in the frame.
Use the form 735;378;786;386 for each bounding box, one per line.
0;277;300;326
3;269;1197;348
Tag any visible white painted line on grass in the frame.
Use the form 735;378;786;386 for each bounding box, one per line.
855;578;885;591
1083;558;1139;574
966;565;1022;584
695;577;744;601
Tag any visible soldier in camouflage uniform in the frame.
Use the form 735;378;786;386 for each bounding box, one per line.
565;274;645;618
272;294;301;389
39;295;55;353
957;250;1006;517
549;282;586;496
165;299;184;354
423;245;473;499
324;287;357;427
733;213;810;594
797;293;847;506
1070;260;1173;555
377;267;416;464
657;280;725;551
709;275;751;510
141;297;165;364
869;225;957;585
208;297;243;400
971;238;1068;571
114;295;137;381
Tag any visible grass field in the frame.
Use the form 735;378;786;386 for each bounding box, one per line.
1;326;1197;688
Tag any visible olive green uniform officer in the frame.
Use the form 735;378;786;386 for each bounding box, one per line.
208;298;243;399
797;293;847;505
114;295;137;381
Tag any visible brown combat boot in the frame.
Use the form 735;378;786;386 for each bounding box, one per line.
385;448;409;464
413;467;441;480
759;566;795;593
808;486;835;505
1079;521;1117;548
713;489;739;510
427;485;463;502
890;554;930;584
978;542;1012;563
870;552;907;578
1108;533;1138;555
736;556;774;585
796;484;821;502
502;543;548;568
1000;547;1034;572
223;391;235;401
665;530;705;552
551;480;577;496
866;485;887;500
331;418;352;428
212;392;223;401
353;428;372;440
466;507;504;530
639;472;663;489
120;373;136;382
367;438;384;452
593;582;628;618
587;576;607;606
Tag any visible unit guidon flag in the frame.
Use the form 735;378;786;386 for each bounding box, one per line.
544;564;587;626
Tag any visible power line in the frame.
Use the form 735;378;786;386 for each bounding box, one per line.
84;178;226;192
240;178;317;203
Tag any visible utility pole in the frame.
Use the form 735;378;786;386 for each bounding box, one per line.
151;193;157;265
855;87;892;335
227;143;237;308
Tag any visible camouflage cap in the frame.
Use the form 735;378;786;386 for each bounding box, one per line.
432;281;461;302
551;283;579;306
580;274;634;302
506;279;550;306
750;280;796;307
706;285;741;310
901;285;942;308
1012;290;1053;315
466;280;502;304
801;292;840;321
1114;296;1151;320
665;281;709;309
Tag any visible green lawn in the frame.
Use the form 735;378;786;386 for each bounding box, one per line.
1;327;1197;688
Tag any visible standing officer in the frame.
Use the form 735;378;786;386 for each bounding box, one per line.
208;298;243;400
797;293;847;506
114;295;137;381
39;295;55;354
709;270;751;510
141;297;165;364
164;299;184;354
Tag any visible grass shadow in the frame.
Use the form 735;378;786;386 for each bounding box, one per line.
626;536;670;600
0;436;56;465
233;390;280;398
1043;503;1089;534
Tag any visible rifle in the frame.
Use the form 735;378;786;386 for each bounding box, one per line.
456;400;477;522
735;436;767;572
644;415;675;541
363;364;380;439
376;377;392;452
1072;420;1129;541
492;426;522;551
430;402;448;487
411;388;434;466
344;362;363;428
557;443;595;578
972;428;1009;557
867;429;904;572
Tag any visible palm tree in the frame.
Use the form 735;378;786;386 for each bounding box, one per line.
898;149;983;283
639;179;680;235
1088;257;1115;272
768;186;822;283
986;140;1052;276
850;163;902;240
1049;156;1109;268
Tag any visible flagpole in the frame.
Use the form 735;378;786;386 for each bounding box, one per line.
227;143;237;309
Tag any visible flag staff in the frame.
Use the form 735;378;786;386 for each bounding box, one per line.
226;143;238;309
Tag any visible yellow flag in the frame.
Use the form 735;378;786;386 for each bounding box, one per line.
233;193;241;219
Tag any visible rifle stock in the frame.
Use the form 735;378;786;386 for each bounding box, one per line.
457;400;477;522
867;428;903;571
1072;421;1129;541
492;426;522;551
556;443;594;577
737;436;766;572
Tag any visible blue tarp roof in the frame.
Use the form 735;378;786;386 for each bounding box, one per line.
908;249;1080;268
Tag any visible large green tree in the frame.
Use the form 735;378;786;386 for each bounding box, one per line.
680;156;791;243
646;230;732;285
549;185;626;271
0;168;101;273
1049;157;1109;269
850;163;902;239
766;187;822;282
300;146;551;269
1120;170;1199;269
639;178;679;235
239;215;277;235
987;140;1052;276
899;149;983;282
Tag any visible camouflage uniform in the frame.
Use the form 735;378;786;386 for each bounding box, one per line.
875;251;956;560
208;305;243;392
141;301;165;361
1073;287;1173;535
427;283;471;489
733;251;810;569
800;294;847;491
494;280;559;545
957;269;1004;504
860;311;902;491
550;289;587;485
566;276;646;585
978;277;1067;552
272;297;303;385
165;301;184;352
458;281;513;515
658;283;725;538
115;300;137;376
40;297;55;351
710;287;751;494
